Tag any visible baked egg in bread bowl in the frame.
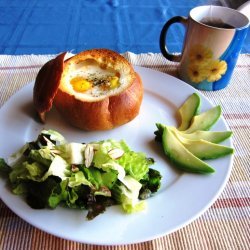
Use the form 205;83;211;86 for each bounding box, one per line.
33;49;143;131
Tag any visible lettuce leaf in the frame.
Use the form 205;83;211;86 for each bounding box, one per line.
93;140;130;167
68;171;92;188
48;179;68;208
41;129;66;145
139;168;162;199
25;176;62;209
7;143;29;167
83;167;117;189
29;148;54;167
112;176;145;213
117;152;154;181
41;155;70;181
55;143;86;165
9;161;47;183
0;158;11;177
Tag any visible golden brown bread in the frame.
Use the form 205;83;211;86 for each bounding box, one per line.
33;49;143;130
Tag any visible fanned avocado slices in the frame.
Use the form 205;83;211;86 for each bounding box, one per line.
162;127;215;174
172;129;234;160
155;93;233;175
178;93;201;131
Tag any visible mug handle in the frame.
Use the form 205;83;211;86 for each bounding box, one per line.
160;16;188;62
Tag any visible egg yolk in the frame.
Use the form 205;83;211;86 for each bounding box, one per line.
110;76;119;89
70;77;92;92
70;75;120;93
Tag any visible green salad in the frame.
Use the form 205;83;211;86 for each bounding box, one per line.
0;130;161;220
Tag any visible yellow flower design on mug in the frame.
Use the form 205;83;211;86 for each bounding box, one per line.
189;44;213;65
206;60;227;82
187;64;209;83
187;44;228;84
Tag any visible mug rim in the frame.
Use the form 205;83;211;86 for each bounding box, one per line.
190;5;250;30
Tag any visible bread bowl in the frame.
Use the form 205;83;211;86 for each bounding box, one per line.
33;49;143;130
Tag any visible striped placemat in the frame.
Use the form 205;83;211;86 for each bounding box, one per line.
0;53;249;250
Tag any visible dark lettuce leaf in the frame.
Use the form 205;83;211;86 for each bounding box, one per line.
139;168;162;200
48;179;68;208
0;158;11;177
86;193;115;220
25;176;61;209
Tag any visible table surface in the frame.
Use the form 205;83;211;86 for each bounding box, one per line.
0;0;250;249
0;52;250;249
0;0;249;55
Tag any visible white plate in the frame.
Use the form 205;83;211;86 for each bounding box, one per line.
0;66;233;245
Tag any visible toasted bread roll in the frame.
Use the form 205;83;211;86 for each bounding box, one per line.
33;49;143;130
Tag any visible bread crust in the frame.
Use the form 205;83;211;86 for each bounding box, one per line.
54;73;143;130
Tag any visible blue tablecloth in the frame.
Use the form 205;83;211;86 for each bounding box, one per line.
0;0;249;55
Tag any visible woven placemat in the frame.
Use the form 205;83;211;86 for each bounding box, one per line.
0;53;249;250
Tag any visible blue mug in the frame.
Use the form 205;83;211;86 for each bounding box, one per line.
160;6;249;90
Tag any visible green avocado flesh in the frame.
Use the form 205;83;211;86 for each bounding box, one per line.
184;105;221;133
178;93;201;131
173;129;234;160
176;130;232;143
162;127;215;174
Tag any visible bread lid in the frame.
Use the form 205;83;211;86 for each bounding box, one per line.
33;52;66;122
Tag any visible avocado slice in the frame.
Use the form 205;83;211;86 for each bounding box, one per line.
154;123;167;142
162;126;215;174
178;93;201;131
184;105;221;133
172;129;234;160
155;123;232;143
175;129;232;143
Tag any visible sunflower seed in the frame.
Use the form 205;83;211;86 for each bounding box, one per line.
85;144;94;168
108;148;124;159
50;149;61;155
43;135;55;148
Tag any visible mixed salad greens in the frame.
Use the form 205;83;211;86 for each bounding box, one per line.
0;130;161;220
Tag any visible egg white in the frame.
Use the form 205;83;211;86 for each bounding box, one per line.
60;59;132;102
